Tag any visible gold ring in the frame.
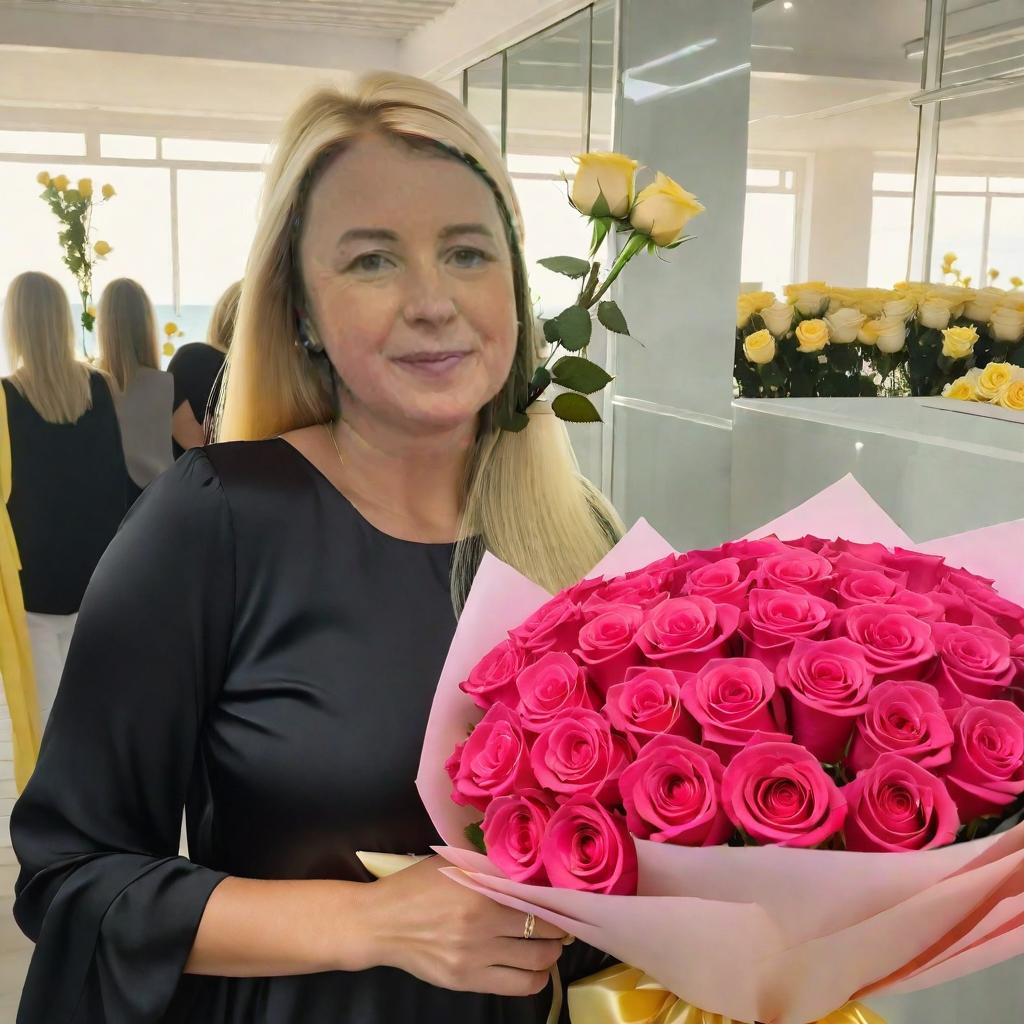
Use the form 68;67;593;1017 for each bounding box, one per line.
523;912;536;941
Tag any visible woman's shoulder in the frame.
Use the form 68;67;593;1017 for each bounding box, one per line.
168;343;224;372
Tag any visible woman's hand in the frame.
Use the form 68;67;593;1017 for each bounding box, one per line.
357;855;567;996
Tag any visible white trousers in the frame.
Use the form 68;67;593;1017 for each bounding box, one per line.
25;611;78;730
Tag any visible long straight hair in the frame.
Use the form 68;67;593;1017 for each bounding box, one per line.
97;278;159;392
217;72;623;611
207;280;242;353
3;271;93;424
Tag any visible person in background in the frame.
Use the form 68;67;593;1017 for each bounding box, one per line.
1;271;128;727
97;278;175;502
167;279;240;456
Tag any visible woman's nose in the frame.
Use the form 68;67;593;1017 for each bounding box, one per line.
402;264;458;328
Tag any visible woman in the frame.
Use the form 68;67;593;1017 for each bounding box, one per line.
12;73;622;1023
97;277;175;501
167;279;240;456
1;271;128;728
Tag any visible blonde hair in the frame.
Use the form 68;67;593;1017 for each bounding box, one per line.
3;271;94;424
207;280;242;353
97;278;159;392
218;71;623;609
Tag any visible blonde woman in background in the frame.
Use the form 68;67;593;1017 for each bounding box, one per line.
1;272;128;728
97;277;175;502
167;279;240;455
12;73;620;1024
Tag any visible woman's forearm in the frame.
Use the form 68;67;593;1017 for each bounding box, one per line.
185;875;379;977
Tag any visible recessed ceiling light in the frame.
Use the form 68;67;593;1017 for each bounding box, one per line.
783;1;794;8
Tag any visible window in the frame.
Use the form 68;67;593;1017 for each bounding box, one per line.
101;135;157;160
161;138;270;164
0;131;86;156
741;161;799;295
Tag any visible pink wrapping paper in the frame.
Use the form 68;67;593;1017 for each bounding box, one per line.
415;476;1024;1024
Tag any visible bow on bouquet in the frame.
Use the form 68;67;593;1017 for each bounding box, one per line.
386;476;1024;1024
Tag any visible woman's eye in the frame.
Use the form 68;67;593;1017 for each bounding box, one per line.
451;248;489;269
352;253;391;273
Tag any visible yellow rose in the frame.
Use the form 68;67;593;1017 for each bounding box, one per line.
997;378;1024;411
102;183;116;200
883;297;916;321
990;306;1024;343
743;328;776;365
37;170;51;186
875;317;907;354
761;300;795;338
941;324;978;360
52;174;69;192
783;281;828;301
736;295;756;329
989;268;1000;282
86;305;97;318
795;318;829;353
943;251;958;266
629;172;705;247
571;152;640;218
794;289;829;317
858;319;882;346
164;322;179;336
77;178;93;198
162;341;176;358
93;240;112;257
825;307;865;344
942;376;977;401
918;298;952;330
977;361;1014;401
1011;276;1023;289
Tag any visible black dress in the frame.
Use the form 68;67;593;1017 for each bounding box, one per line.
11;438;607;1023
167;343;227;458
3;372;129;615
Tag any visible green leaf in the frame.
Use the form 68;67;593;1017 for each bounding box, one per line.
552;355;613;395
464;822;487;855
552;392;602;423
537;256;591;280
597;300;630;336
542;318;561;346
589;190;612;220
499;409;530;432
531;366;552;391
758;361;787;391
554;305;592;352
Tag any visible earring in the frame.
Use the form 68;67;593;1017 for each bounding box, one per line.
296;317;324;355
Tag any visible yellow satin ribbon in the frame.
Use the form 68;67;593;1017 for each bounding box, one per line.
566;963;887;1024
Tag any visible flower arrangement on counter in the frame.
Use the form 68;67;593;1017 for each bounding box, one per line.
735;254;1024;401
943;362;1024;412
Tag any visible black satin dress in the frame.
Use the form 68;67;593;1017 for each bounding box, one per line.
11;438;608;1023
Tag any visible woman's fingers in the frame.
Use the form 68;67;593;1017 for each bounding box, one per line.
494;907;567;941
489;937;564;973
480;965;552;998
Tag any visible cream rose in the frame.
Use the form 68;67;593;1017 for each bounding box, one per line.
976;361;1015;401
825;308;866;344
875;317;907;354
858;319;882;346
629;172;705;246
795;290;829;317
795;318;829;353
883;297;916;321
761;300;795;337
941;324;979;360
964;287;1005;322
744;329;777;365
943;376;978;401
918;298;952;330
572;152;640;218
990;306;1024;343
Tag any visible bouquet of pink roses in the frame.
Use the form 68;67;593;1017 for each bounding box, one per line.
414;476;1024;1024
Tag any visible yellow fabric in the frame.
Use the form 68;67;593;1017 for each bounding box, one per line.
0;383;41;793
566;963;887;1024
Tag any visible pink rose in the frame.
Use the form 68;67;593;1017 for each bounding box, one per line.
742;588;836;670
683;558;752;608
716;536;790;563
530;709;621;802
721;742;847;848
619;735;732;846
940;576;1024;636
944;700;1024;821
843;754;959;852
509;594;582;657
881;548;948;592
756;548;836;598
820;539;898;572
445;740;466;787
632;553;701;598
681;658;790;765
481;790;554;884
888;589;946;622
636;596;741;673
833;570;902;610
604;666;698;753
541;796;638;895
514;651;596;731
848;680;954;775
575;604;645;693
451;704;536;812
583;571;670;613
460;638;526;710
776;638;873;763
928;623;1015;709
560;575;608;608
781;534;829;554
835;605;935;681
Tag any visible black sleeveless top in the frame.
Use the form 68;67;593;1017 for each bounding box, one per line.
3;371;129;614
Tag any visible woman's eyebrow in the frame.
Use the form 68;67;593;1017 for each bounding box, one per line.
335;224;496;249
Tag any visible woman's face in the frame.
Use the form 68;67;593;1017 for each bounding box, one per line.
299;133;519;436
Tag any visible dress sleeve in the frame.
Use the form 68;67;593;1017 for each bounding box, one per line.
11;448;234;1023
166;347;191;413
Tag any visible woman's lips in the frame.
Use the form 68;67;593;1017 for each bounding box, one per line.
394;352;471;376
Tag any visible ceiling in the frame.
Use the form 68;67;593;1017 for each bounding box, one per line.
9;0;460;36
